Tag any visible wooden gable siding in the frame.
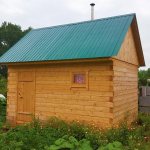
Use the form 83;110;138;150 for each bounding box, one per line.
7;61;114;127
115;26;139;66
112;59;138;124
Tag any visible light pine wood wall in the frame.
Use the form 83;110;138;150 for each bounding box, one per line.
112;59;138;125
7;70;18;124
7;61;114;127
7;60;139;127
112;26;139;125
115;26;139;66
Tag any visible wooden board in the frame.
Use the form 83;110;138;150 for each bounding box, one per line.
115;26;139;66
16;72;35;124
7;57;139;127
7;61;114;127
18;71;34;82
139;97;150;107
112;59;138;124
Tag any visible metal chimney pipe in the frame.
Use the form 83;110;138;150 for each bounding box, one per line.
90;3;95;20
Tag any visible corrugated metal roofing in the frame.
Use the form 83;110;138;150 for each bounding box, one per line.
0;14;135;63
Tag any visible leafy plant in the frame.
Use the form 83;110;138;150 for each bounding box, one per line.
0;114;149;149
98;141;123;150
0;74;7;96
45;135;93;150
0;98;6;125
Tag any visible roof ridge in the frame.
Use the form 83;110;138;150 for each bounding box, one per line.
33;13;135;31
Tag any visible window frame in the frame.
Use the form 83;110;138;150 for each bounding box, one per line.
70;71;89;89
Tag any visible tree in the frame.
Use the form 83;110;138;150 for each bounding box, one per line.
0;22;32;77
0;22;32;56
138;68;150;87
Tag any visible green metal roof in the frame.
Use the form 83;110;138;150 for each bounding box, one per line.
0;14;136;63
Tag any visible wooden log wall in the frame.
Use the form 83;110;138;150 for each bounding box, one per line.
112;59;138;124
7;61;114;127
112;25;139;125
7;71;18;124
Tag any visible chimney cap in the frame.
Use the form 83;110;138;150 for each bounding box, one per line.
90;3;95;6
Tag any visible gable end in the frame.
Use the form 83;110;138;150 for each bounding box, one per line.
115;16;145;67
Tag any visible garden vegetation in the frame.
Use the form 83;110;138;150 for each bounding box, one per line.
0;74;7;97
0;102;149;150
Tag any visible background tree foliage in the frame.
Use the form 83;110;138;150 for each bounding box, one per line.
0;22;31;77
138;68;150;87
0;74;7;96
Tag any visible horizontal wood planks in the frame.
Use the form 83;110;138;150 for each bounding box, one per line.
7;57;139;127
7;61;113;127
115;26;139;66
7;70;18;124
113;59;138;124
35;62;113;127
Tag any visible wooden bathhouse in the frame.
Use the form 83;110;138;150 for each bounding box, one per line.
0;14;145;127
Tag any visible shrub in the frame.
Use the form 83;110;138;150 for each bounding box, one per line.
0;99;6;125
0;74;7;97
0;114;149;149
98;141;123;150
45;135;93;150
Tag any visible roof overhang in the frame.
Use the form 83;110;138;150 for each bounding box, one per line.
131;15;145;66
1;57;113;66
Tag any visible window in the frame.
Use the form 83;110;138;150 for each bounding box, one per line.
73;74;85;84
71;71;88;89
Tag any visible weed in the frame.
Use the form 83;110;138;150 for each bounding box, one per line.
0;113;149;149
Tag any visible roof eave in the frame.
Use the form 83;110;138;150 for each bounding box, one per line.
0;57;113;66
131;15;145;67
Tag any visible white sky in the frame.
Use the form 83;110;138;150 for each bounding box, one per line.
0;0;149;69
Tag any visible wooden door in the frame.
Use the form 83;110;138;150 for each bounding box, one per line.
17;72;35;124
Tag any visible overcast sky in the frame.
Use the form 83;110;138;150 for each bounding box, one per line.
0;0;149;69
